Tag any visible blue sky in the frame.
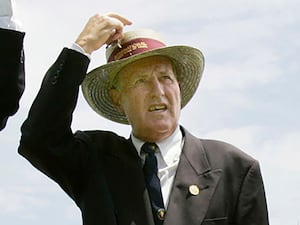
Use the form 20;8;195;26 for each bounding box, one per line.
0;0;299;224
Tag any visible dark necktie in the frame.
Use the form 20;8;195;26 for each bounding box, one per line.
142;142;166;225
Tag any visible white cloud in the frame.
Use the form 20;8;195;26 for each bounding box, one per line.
201;125;263;152
260;132;300;172
203;58;280;90
0;186;47;215
64;203;81;221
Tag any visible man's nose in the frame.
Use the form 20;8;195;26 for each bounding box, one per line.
149;77;164;96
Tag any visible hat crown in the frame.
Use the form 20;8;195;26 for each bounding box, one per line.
106;29;167;63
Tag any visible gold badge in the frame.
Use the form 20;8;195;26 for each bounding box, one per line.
157;208;166;220
189;184;200;196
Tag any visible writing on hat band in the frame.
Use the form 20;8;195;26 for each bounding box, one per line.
108;38;166;62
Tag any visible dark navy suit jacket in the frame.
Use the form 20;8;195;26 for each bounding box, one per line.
19;48;269;225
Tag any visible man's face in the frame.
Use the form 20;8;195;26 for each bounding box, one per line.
111;56;181;142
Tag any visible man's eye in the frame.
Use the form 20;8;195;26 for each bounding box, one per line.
134;78;146;85
161;75;173;82
139;78;146;82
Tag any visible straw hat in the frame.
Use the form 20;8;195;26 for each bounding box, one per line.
81;29;205;124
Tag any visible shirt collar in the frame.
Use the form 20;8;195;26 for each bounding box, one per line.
131;126;183;166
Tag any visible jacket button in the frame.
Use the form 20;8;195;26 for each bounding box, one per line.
51;74;59;84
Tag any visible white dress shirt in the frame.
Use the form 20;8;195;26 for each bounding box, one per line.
131;126;184;208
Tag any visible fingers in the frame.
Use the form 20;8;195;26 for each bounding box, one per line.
105;12;132;26
105;30;121;46
75;12;132;54
103;13;132;43
103;17;125;45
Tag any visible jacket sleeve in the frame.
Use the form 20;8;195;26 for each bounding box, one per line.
18;48;90;199
235;160;269;225
0;28;25;130
20;48;89;143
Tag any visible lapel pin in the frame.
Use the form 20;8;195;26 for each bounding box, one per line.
189;184;200;196
157;208;166;220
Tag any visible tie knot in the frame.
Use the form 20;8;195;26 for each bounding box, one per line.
142;142;158;155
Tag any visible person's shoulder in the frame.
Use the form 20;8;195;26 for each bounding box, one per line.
74;129;127;144
182;127;256;165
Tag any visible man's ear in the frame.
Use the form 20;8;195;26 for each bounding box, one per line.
177;80;182;92
109;89;124;112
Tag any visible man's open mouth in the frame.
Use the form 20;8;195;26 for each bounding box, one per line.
148;104;167;112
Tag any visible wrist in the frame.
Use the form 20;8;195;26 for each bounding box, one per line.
75;39;95;55
70;42;91;59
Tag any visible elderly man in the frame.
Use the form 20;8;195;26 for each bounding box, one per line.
0;0;25;130
19;13;269;225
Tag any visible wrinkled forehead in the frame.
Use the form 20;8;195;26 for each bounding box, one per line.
112;55;177;87
119;56;174;76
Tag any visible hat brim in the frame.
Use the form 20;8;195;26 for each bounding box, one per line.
81;45;205;124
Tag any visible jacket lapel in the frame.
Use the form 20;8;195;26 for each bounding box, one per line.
164;128;222;225
103;139;155;225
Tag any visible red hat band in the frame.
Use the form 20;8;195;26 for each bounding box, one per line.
108;38;166;63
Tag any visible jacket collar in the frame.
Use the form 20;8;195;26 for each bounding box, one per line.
164;126;222;225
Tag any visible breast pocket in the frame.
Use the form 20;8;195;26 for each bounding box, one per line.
202;217;227;225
